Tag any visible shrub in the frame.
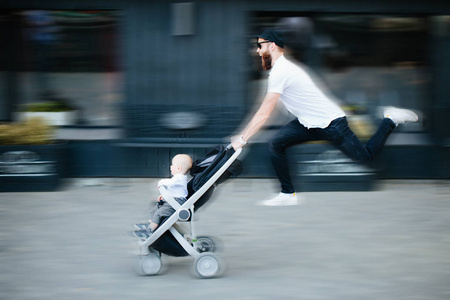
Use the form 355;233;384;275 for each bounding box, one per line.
0;117;55;145
21;100;75;112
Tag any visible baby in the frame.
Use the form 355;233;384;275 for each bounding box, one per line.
134;154;192;240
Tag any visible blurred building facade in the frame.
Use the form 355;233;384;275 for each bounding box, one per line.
1;0;450;181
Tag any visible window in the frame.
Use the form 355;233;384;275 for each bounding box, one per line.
18;10;122;126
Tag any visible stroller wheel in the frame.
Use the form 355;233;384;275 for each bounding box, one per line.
193;253;222;279
137;253;162;276
196;236;215;253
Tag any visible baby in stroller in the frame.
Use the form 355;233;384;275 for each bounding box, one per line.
133;145;242;278
134;154;193;240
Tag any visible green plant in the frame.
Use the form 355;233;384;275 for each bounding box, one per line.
22;100;75;112
0;117;55;145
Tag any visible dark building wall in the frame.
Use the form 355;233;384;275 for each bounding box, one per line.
1;0;450;180
430;17;450;143
125;1;248;106
2;0;449;140
123;1;248;139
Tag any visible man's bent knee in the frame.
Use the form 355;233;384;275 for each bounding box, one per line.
268;138;284;155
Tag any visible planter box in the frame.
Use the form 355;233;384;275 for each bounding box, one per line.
16;111;78;126
0;144;67;192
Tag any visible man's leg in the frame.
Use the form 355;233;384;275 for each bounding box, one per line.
268;119;319;193
320;117;396;163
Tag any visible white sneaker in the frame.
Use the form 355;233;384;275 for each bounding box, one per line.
383;106;418;126
261;192;299;206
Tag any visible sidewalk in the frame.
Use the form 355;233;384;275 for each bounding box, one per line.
1;178;449;300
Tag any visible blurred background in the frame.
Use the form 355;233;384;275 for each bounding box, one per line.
1;1;450;191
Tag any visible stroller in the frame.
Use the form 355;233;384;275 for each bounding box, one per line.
135;144;242;278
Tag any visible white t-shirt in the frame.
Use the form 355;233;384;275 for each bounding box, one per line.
158;173;188;198
268;55;345;129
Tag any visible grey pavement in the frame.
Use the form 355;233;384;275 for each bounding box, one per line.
1;178;450;300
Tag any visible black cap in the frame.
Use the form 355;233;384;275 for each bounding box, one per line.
258;28;284;48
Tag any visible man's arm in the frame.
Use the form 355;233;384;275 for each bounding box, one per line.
232;92;280;150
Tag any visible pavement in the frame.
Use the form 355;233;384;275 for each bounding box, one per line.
1;178;450;300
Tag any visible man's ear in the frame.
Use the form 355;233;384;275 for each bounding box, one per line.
269;42;276;52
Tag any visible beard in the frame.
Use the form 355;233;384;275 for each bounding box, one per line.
261;52;272;71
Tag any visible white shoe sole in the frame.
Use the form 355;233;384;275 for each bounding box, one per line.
257;200;299;206
383;106;419;123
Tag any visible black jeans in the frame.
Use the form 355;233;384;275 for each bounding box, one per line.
268;117;396;193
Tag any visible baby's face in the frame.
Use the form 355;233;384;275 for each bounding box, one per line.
170;156;184;175
170;160;180;176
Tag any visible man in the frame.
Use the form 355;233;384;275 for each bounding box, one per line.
231;28;418;206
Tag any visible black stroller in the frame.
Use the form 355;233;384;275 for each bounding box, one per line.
136;144;242;278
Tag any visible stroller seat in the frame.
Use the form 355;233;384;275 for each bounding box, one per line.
135;144;242;278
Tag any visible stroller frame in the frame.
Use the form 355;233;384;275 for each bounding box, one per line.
136;145;242;278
